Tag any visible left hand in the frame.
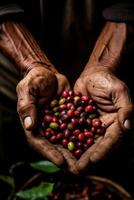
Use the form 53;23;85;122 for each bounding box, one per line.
73;66;133;172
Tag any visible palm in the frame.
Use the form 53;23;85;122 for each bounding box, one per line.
74;69;132;171
17;67;71;168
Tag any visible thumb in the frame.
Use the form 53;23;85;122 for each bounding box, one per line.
74;78;88;96
118;105;134;131
17;88;37;130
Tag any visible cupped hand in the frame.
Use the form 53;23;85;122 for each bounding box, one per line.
16;66;75;169
74;66;133;172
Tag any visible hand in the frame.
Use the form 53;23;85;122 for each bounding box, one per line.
74;66;133;172
16;66;72;167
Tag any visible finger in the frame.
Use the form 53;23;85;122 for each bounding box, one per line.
99;112;117;127
74;78;88;96
55;74;71;95
118;105;134;131
56;145;79;175
77;137;103;172
89;121;122;162
17;85;37;130
25;129;65;166
114;85;134;130
77;121;122;171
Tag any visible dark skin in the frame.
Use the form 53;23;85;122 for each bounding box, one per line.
0;21;133;174
74;66;133;172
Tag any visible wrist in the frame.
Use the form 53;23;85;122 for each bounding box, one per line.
84;22;129;74
0;21;58;76
80;63;114;79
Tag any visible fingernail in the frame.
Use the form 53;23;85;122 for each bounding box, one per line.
24;116;32;129
124;119;131;129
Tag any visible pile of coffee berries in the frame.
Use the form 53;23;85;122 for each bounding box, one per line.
41;90;105;158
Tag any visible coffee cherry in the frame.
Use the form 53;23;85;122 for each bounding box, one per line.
56;133;64;141
59;104;67;111
68;142;75;151
74;110;80;117
52;193;60;200
73;129;80;136
85;105;93;113
59;110;67;117
81;96;89;101
52;117;58;123
50;136;57;143
44;131;51;138
71;118;79;125
96;127;105;135
59;98;66;105
86;118;92;126
74;149;82;158
79;117;86;125
60;114;69;122
88;99;94;105
91;127;95;133
61;90;69;98
84;131;93;138
44;115;53;123
78;133;85;141
83;143;88;150
80;112;87;118
74;96;80;104
70;135;77;142
66;96;73;102
67;123;74;130
64;129;71;138
68;90;74;96
54;112;60;116
75;91;82;97
67;102;73;109
89;113;98;119
53;107;59;112
41;90;105;159
62;139;68;147
77;106;84;112
76;141;83;148
50;99;58;107
67;110;74;117
60;123;67;130
86;138;94;146
44;109;52;115
92;119;102;128
49;122;59;130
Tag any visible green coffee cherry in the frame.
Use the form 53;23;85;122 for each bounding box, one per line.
89;113;98;119
67;142;75;151
59;98;66;105
49;122;59;130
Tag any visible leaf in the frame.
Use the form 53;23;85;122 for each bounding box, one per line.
9;161;26;175
30;160;60;173
16;182;54;200
0;175;14;188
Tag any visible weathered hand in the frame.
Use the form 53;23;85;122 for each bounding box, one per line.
16;66;72;167
74;66;133;172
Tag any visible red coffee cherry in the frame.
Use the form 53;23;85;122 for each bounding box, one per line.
74;149;83;158
92;118;102;128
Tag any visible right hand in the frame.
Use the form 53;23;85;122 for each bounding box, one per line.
16;66;78;172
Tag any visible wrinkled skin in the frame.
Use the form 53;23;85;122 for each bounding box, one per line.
73;66;133;172
16;66;76;170
16;65;134;175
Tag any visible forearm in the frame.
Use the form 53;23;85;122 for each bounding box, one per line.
0;21;58;76
82;22;129;74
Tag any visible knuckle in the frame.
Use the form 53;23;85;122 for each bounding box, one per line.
16;81;23;93
116;81;128;92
